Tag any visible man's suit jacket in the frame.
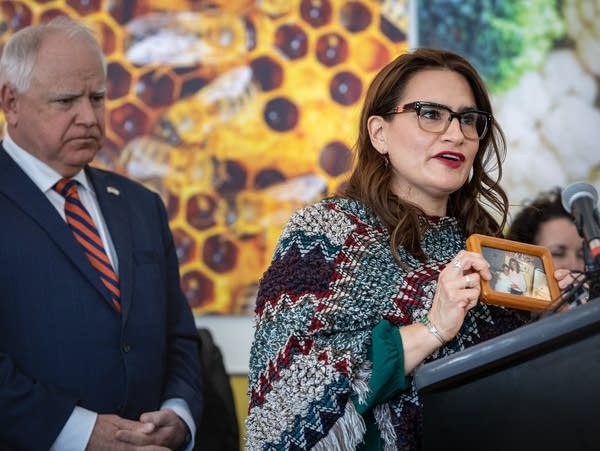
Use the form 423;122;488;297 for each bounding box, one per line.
0;146;203;449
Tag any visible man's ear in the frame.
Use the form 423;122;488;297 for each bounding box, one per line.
0;84;19;126
367;115;388;155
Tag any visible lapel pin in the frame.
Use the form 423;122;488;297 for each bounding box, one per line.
107;186;120;196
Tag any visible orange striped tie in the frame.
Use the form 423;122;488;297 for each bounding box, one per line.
54;178;121;313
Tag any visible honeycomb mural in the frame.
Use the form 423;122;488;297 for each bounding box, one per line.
0;0;410;315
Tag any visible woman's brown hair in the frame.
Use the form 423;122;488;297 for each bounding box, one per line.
343;48;508;262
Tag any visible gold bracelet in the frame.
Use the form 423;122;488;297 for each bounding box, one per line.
419;315;447;345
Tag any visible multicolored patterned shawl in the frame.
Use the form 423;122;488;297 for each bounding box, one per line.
246;198;524;450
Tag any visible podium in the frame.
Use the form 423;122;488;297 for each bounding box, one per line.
414;299;600;451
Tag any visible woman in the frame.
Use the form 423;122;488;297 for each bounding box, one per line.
508;258;527;295
494;263;512;293
507;188;584;273
507;188;586;308
246;48;561;450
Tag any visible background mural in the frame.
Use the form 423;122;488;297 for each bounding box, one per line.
1;0;598;319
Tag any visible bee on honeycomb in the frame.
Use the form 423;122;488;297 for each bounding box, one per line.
0;0;409;315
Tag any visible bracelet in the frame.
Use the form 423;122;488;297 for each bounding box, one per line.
419;315;447;345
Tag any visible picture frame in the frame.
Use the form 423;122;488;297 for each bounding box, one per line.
466;234;561;311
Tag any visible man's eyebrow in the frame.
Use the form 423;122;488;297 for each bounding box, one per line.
50;91;81;99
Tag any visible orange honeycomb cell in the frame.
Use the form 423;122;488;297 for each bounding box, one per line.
186;194;218;231
165;191;180;220
263;97;299;132
0;2;33;33
92;19;119;55
250;56;284;91
106;0;151;25
137;71;177;108
319;140;352;176
107;62;132;99
66;0;102;15
316;32;349;67
354;36;391;72
215;160;248;196
340;1;372;33
181;270;215;309
109;102;150;142
329;70;362;105
275;23;309;60
39;9;69;23
172;227;196;264
202;234;238;274
300;0;333;28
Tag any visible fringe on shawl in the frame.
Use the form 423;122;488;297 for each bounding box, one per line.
374;403;397;451
350;359;372;406
313;401;366;451
311;360;372;450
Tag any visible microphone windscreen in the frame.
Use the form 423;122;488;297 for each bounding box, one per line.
561;182;598;213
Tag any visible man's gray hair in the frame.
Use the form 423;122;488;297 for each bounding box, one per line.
0;16;107;93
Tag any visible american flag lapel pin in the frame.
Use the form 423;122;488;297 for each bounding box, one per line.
106;186;120;196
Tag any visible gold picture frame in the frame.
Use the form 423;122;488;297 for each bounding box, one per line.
466;234;561;311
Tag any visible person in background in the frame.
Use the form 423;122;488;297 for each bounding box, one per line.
0;17;202;450
507;187;588;308
245;48;575;450
507;187;584;273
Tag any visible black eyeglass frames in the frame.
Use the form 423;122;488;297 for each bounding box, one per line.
384;101;492;140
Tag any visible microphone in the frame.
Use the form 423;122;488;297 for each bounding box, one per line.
561;182;600;264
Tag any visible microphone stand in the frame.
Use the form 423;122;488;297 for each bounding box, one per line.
584;245;600;300
542;272;589;317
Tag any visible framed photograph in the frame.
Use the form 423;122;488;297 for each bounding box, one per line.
466;234;561;311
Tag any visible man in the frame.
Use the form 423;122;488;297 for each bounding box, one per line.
0;17;202;450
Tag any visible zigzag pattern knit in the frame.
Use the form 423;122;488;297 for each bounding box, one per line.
246;198;524;450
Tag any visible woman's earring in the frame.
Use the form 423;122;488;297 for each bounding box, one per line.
383;154;389;168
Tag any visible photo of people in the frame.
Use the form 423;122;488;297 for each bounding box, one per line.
481;247;550;301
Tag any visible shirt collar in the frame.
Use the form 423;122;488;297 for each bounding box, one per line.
3;131;92;194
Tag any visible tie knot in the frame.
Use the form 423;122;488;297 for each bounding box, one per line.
54;178;79;198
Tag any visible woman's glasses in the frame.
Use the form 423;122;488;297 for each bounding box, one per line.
384;101;492;140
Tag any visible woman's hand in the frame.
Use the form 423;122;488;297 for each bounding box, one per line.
428;250;492;341
554;268;585;291
554;268;589;306
399;250;492;374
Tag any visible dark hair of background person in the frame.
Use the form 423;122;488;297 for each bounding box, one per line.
342;48;508;262
506;187;572;244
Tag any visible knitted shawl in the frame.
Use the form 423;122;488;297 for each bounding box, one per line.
246;198;524;450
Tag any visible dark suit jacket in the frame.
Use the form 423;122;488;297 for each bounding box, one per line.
0;145;203;449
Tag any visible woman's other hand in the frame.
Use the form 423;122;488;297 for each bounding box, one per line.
428;250;492;341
